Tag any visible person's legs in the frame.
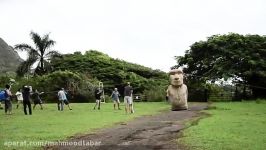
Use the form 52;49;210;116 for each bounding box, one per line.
8;101;12;114
4;100;8;114
93;100;98;109
57;101;60;111
117;99;121;110
39;100;43;110
33;103;36;109
60;101;64;111
124;96;129;114
118;103;121;110
98;100;101;110
40;104;43;110
28;101;32;115
65;104;72;110
64;100;72;110
113;100;116;110
17;101;19;109
23;101;27;115
129;104;133;113
128;97;133;113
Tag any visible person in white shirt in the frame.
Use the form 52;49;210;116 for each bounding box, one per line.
57;88;66;111
16;88;23;109
57;88;73;111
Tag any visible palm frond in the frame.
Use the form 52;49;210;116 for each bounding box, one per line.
42;33;56;52
14;44;35;53
30;31;43;54
44;40;56;51
28;49;40;60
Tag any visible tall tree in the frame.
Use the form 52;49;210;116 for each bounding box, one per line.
174;33;266;98
15;31;60;76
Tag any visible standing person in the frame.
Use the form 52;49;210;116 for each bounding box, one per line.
124;82;134;114
32;89;44;110
4;84;12;115
16;88;23;109
22;86;32;115
93;87;102;110
57;88;66;111
62;88;72;110
111;88;121;110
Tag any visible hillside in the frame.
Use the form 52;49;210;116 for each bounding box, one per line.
50;50;168;96
0;38;23;73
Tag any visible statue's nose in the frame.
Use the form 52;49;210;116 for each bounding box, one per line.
174;77;179;80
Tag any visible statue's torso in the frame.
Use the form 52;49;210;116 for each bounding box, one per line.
167;84;188;110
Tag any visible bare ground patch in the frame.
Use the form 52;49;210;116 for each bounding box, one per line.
45;103;208;150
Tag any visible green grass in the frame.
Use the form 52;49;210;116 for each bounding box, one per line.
178;101;266;150
0;102;168;150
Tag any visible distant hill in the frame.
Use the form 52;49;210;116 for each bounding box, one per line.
0;38;23;74
50;50;168;94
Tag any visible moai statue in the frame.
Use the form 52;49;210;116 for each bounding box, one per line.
166;69;188;110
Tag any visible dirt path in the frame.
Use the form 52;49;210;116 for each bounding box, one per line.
45;103;208;150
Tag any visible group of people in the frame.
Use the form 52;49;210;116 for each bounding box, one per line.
1;85;44;115
1;85;73;115
1;81;134;115
94;82;134;114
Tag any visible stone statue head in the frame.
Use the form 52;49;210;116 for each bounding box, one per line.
169;69;184;86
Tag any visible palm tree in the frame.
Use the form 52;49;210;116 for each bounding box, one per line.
15;31;61;76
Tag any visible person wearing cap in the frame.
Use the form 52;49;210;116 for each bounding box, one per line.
111;88;121;110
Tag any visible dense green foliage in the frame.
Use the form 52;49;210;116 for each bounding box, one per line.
0;102;169;150
178;101;266;150
175;33;266;98
50;50;168;101
14;31;60;76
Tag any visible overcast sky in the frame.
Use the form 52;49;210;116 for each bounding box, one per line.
0;0;265;72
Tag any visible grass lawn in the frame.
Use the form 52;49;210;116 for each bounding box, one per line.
0;102;169;150
178;101;266;150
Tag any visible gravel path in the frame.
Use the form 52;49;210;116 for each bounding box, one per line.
45;103;208;150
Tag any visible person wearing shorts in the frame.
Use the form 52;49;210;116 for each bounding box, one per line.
124;82;134;114
16;88;23;109
111;88;121;110
94;87;102;110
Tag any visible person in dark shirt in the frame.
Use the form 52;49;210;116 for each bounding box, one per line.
32;89;44;110
124;82;134;114
4;84;12;115
93;87;102;110
22;86;32;115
